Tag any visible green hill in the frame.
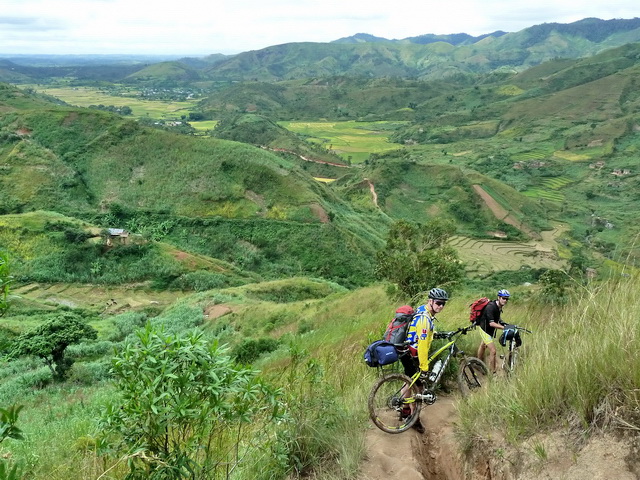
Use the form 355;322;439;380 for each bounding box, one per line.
0;85;388;287
125;61;204;83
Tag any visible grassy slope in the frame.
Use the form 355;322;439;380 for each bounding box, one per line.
3;275;638;479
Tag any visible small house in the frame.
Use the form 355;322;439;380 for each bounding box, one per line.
106;228;129;246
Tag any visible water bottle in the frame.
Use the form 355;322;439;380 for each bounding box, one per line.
428;360;442;382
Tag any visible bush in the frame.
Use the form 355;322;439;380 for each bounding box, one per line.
100;324;283;479
149;304;204;333
170;271;230;291
107;311;148;342
232;338;281;364
66;340;116;360
67;360;111;385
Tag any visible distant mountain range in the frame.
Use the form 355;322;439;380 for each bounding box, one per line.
331;31;508;45
1;17;640;84
202;17;640;81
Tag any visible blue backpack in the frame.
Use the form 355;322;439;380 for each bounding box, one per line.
364;340;399;367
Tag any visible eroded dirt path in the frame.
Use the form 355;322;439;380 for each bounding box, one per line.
472;185;541;240
359;394;640;480
358;396;461;480
365;178;379;207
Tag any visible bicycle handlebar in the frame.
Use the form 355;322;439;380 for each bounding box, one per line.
435;324;475;339
504;324;532;334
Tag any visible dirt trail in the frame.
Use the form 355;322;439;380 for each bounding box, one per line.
358;393;639;480
358;396;461;480
261;146;351;167
365;178;379;207
472;185;541;240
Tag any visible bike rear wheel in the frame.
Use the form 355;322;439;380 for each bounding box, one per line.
368;373;421;433
457;357;489;397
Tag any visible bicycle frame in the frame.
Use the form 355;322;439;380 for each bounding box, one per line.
367;325;488;433
401;326;471;396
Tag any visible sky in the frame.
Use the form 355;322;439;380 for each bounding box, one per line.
1;0;639;56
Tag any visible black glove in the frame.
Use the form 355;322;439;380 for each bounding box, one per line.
434;332;450;340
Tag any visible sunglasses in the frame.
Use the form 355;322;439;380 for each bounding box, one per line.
500;297;509;302
434;300;447;307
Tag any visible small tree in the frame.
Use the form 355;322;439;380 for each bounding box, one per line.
10;312;98;380
100;324;283;479
375;219;465;299
538;269;572;304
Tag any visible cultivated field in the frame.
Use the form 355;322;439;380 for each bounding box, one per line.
450;224;568;276
279;120;406;163
11;282;183;314
23;85;197;120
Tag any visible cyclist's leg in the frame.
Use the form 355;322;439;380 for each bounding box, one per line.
477;341;486;363
399;353;424;432
478;329;497;373
487;342;498;374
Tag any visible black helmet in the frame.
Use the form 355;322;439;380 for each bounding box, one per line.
428;288;449;301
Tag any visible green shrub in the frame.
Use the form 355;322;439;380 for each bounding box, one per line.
107;312;148;342
0;367;53;404
149;304;204;333
170;271;231;292
100;324;283;479
66;341;116;360
232;338;281;364
0;326;17;355
67;359;111;385
9;311;98;380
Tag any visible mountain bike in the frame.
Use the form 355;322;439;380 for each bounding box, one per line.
499;324;532;375
367;325;488;434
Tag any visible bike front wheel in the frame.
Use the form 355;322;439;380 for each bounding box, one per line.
457;357;489;397
506;345;518;374
368;373;421;434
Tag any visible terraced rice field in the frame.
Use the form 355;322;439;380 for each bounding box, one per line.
449;225;567;276
522;176;573;203
512;150;549;161
12;282;181;313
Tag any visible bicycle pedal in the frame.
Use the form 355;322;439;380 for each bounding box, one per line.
416;392;436;405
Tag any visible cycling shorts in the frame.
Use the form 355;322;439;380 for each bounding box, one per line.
479;328;494;345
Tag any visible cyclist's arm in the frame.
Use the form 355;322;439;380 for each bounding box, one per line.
415;315;434;372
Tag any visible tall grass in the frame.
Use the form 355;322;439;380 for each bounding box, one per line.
456;276;640;449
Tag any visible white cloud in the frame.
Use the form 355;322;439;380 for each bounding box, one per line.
0;0;638;55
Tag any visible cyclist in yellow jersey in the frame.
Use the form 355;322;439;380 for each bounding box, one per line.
400;287;449;433
405;287;448;374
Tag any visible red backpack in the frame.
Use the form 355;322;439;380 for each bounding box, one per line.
469;297;490;324
383;305;414;345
